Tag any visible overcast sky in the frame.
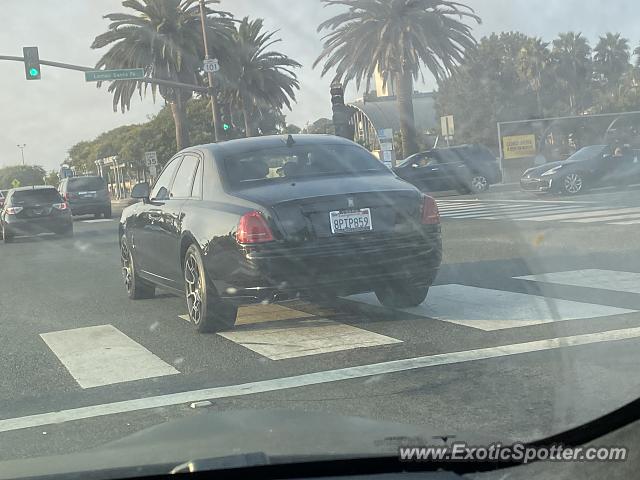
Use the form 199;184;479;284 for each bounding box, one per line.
1;0;638;171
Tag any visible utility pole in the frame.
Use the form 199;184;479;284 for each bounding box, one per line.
17;144;26;165
199;0;222;142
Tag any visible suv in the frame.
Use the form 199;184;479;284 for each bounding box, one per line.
394;144;502;194
58;176;111;218
1;186;73;242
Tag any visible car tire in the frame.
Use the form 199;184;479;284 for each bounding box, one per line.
375;283;429;308
60;227;74;238
562;172;585;195
469;175;490;193
103;207;112;219
184;244;237;333
2;226;13;243
120;235;155;300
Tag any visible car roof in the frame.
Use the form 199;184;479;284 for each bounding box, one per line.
194;134;356;156
9;185;57;193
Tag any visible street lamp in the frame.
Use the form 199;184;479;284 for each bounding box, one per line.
17;144;26;165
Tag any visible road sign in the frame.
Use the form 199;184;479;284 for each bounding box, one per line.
11;179;21;188
84;68;145;82
440;115;455;138
144;151;158;166
203;58;219;73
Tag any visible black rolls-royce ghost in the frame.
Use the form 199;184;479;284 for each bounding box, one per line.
120;135;442;332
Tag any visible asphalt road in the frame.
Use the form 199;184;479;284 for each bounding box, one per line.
1;186;640;466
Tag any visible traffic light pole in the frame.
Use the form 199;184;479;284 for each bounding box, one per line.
0;55;208;93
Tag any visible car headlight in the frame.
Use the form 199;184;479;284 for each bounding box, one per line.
540;165;563;176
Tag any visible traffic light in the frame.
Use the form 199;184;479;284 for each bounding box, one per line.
330;82;355;140
23;47;41;80
223;123;230;131
330;82;345;106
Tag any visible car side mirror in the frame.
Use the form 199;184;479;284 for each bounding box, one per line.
131;182;150;201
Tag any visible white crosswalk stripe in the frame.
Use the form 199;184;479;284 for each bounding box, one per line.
437;199;640;225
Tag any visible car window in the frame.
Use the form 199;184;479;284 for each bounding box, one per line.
223;144;387;188
11;189;62;205
151;157;181;200
191;159;203;198
66;177;106;192
170;155;200;198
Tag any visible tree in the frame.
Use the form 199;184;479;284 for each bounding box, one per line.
0;166;47;190
314;0;480;157
303;118;334;135
437;32;537;148
551;32;592;114
517;38;551;117
45;171;60;187
91;0;233;150
593;33;630;90
284;124;302;134
219;17;301;137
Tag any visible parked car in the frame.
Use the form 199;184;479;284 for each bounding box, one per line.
1;186;73;243
520;145;640;195
119;135;443;332
393;144;502;194
58;176;111;218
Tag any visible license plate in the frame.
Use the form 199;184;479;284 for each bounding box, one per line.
79;191;97;198
329;208;373;234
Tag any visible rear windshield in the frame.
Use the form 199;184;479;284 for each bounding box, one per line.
67;177;106;191
222;144;388;188
11;189;62;205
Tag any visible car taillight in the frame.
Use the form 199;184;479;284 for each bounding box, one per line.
421;195;440;225
236;211;275;244
53;202;69;211
5;206;23;215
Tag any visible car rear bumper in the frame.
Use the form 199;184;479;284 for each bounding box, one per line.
214;228;443;303
3;216;72;236
520;177;553;192
68;201;110;215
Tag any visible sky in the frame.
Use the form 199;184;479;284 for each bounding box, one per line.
0;0;638;171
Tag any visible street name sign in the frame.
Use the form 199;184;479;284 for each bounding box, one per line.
85;68;145;82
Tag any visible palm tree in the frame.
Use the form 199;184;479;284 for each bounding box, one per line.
219;17;301;137
593;32;630;90
91;0;233;150
517;38;551;117
313;0;480;157
551;32;592;114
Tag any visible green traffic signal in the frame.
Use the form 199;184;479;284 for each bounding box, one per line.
29;68;39;77
223;123;230;131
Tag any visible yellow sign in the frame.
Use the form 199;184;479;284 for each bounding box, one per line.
502;134;536;159
11;179;21;188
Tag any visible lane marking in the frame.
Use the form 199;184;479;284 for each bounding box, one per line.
611;219;640;225
444;206;588;219
219;318;401;360
437;198;593;204
569;213;640;223
40;325;179;388
516;269;640;295
518;207;640;222
4;327;640;433
81;219;114;224
346;285;636;331
179;305;315;325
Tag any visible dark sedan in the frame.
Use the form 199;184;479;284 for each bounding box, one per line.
520;145;640;195
119;135;443;332
393;144;502;194
1;186;73;243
